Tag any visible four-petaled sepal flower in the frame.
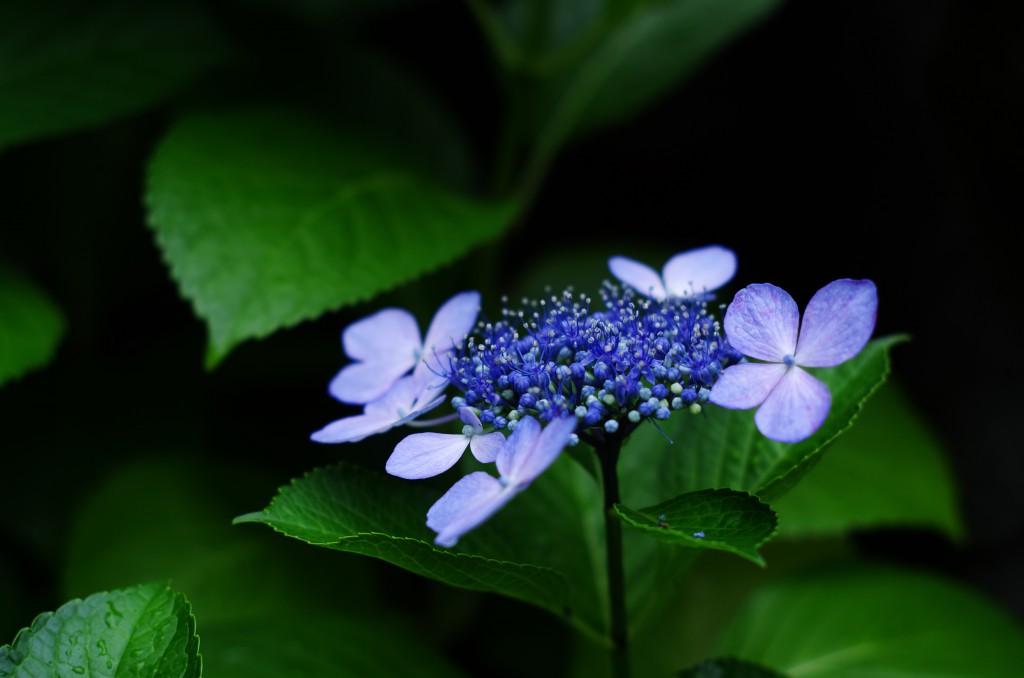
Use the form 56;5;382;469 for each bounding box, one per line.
386;408;505;479
427;415;576;547
329;291;480;404
709;279;878;443
608;245;737;300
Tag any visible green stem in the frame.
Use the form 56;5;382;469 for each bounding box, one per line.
598;433;630;678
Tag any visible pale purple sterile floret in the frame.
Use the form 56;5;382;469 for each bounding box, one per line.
608;245;737;301
427;415;576;547
386;407;505;480
310;373;446;444
329;291;481;404
709;279;878;443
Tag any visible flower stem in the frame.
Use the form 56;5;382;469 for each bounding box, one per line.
598;434;630;678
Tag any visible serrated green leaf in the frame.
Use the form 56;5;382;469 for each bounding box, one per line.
0;581;200;678
772;380;961;539
234;461;579;632
713;564;1024;676
620;336;905;505
615;489;777;566
680;657;786;678
145;107;516;366
0;265;64;388
0;0;225;149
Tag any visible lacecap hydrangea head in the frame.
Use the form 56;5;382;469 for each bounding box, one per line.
439;279;744;443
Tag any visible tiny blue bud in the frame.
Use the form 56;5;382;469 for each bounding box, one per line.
584;409;603;427
671;397;683;410
680;388;698;405
570;363;586;380
581;385;596;398
480;410;496;424
604;420;619;433
519;393;536;408
465;390;480;404
638;387;652;401
628;410;641;423
651;383;669;399
462;424;476;436
507;419;518;430
666;368;681;382
693;531;705;539
638;402;655;417
670;382;683;395
655;407;670;420
697;387;710;404
451;396;467;409
567;433;579;447
507;409;520;421
494;416;508;429
575;406;588;418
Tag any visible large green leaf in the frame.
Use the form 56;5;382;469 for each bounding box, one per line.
772;380;961;539
63;456;466;678
680;658;785;678
492;0;783;164
235;460;591;635
620;336;905;505
0;265;64;388
146;107;516;366
0;582;201;678
0;0;225;149
713;564;1024;676
614;489;777;566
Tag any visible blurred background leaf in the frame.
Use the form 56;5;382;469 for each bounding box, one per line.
712;563;1024;676
62;455;467;677
0;0;227;150
772;380;962;540
0;264;64;388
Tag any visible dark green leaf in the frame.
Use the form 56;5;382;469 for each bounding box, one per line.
63;456;466;678
772;380;961;539
234;461;578;633
505;0;784;156
614;489;777;566
713;564;1024;676
680;657;786;678
620;336;906;505
145;107;516;366
0;0;225;149
0;582;200;678
0;265;64;388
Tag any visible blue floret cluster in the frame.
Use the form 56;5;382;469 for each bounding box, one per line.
441;283;744;440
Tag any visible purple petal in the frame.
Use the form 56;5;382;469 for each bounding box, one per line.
417;291;481;379
754;367;831;443
459;407;482;430
723;283;799;362
386;433;469;479
470;432;505;463
310;412;395;444
496;415;540;478
709;362;788;410
608;256;667;300
329;359;414;405
426;472;513;547
505;415;576;487
331;308;421;403
795;279;878;367
662;245;737;297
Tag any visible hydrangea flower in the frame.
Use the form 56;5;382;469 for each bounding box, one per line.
709;279;878;443
608;245;737;301
438;282;743;436
426;415;576;547
311;373;446;444
329;291;481;404
386;407;505;479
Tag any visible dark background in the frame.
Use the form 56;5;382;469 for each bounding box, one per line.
2;0;1022;672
